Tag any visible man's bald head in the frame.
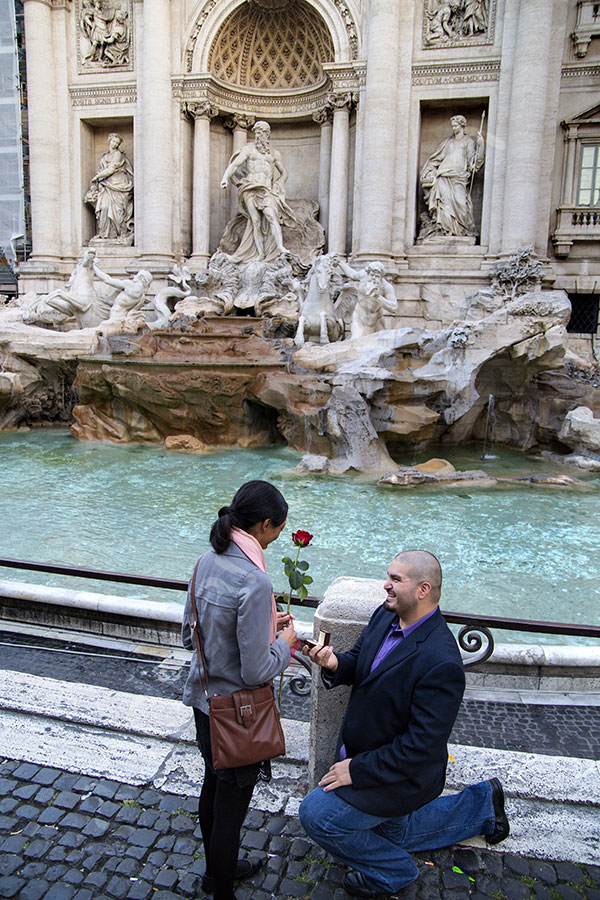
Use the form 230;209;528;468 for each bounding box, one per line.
393;550;442;604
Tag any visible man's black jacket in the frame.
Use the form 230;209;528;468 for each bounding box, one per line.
324;605;465;817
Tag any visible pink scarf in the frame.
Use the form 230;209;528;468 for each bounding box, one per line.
230;527;277;643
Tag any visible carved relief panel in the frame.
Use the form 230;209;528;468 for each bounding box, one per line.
422;0;495;48
76;0;133;73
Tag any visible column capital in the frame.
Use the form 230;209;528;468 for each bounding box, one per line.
224;114;256;132
327;91;358;112
183;101;219;122
313;107;333;126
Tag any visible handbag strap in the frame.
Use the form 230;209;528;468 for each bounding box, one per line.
189;558;210;700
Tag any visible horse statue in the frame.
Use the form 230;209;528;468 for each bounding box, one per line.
294;253;344;346
22;247;110;329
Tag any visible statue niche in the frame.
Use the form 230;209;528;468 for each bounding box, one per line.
85;133;134;245
417;113;485;244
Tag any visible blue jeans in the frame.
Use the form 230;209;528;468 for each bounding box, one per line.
299;781;495;893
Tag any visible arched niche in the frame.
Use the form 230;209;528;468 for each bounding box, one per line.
184;0;360;76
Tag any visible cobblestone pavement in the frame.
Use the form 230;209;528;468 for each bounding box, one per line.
2;631;600;759
1;758;600;900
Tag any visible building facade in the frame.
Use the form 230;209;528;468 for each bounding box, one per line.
17;0;600;351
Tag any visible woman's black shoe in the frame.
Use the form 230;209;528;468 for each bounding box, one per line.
201;857;264;893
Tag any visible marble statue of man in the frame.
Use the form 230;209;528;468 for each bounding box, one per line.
85;133;134;242
336;258;397;340
92;260;152;328
220;120;296;263
420;115;485;237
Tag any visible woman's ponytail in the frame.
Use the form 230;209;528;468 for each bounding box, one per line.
209;481;288;554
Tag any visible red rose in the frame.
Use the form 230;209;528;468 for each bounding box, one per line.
292;529;313;547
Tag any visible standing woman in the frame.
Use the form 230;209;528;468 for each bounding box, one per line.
182;481;297;900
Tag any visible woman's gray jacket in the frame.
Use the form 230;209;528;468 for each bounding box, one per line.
181;543;290;714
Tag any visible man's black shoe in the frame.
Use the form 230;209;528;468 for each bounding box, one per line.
342;870;399;899
487;777;510;845
201;857;263;893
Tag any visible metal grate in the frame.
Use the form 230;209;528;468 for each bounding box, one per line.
567;293;599;334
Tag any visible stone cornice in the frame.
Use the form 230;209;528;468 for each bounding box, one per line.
561;63;600;80
69;83;137;106
172;73;334;119
411;59;500;85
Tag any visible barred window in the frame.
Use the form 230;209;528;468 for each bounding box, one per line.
567;293;599;334
577;144;600;207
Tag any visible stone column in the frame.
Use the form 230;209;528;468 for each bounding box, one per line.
186;102;218;268
500;0;554;253
313;107;333;231
561;125;578;206
327;93;353;256
140;0;173;262
23;0;61;262
355;0;401;262
225;115;255;218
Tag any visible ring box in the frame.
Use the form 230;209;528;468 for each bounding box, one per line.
303;630;331;650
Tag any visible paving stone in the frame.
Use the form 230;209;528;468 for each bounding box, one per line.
79;795;103;814
116;858;140;877
114;785;141;802
14;782;39;800
98;800;121;819
104;858;121;874
419;887;442;900
72;776;98;793
0;777;19;795
127;883;154;900
530;861;558;884
279;877;310;897
32;768;61;786
139;863;159;882
13;763;40;781
147;851;167;867
442;869;471;889
72;892;94;900
176;873;201;897
23;838;53;858
154;869;178;889
158;795;182;812
266;815;287;835
65;850;85;865
53;774;79;791
286;860;308;878
504;854;530;877
54;791;80;809
124;845;148;861
38;806;63;825
242;829;269;851
93;780;120;800
20;863;47;878
0;876;26;898
46;846;68;862
22;821;43;837
1;835;28;854
85;871;109;889
18;879;50;900
476;875;500;896
130;828;159;848
0;797;18;814
44;885;76;900
15;803;39;820
554;861;584;883
106;875;132;898
266;854;285;874
533;885;552;900
587;891;600;900
115;807;140;824
82;817;110;838
587;866;600;886
555;887;585;900
165;852;192;868
64;869;85;885
290;837;312;859
45;864;68;880
35;786;56;804
170;814;195;833
138;789;161;807
152;893;183;900
156;835;177;852
497;877;531;900
137;809;161;828
60;813;90;830
0;855;22;877
152;814;171;834
260;873;280;893
59;831;86;848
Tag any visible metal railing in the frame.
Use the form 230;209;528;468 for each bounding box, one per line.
1;557;599;671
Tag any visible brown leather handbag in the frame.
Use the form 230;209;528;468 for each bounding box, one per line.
189;561;286;770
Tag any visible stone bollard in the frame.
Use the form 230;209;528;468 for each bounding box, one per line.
308;575;382;788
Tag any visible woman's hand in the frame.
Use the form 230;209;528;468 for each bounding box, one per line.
276;610;293;631
279;622;298;649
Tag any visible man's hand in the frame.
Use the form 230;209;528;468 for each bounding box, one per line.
318;759;352;791
302;643;338;672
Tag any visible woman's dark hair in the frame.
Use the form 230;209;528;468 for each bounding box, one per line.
209;480;288;553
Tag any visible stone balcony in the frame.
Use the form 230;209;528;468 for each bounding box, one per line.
552;205;600;257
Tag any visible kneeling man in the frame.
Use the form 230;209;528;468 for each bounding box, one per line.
299;550;509;898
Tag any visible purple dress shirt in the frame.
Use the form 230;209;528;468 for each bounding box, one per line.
338;607;439;761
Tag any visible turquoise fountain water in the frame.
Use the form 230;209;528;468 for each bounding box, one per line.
1;429;599;638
